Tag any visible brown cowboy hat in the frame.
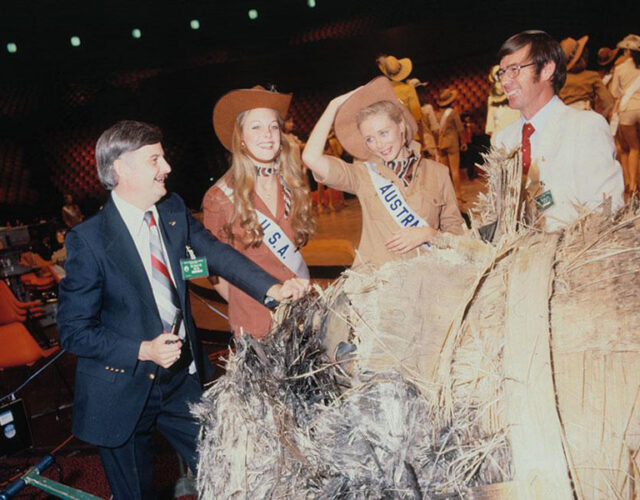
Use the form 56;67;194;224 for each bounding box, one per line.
436;88;458;107
334;76;418;161
561;35;588;71
212;86;292;151
377;55;413;82
597;46;620;66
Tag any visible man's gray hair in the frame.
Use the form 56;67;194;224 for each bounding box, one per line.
95;120;163;190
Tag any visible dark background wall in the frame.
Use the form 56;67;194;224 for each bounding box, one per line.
0;0;637;221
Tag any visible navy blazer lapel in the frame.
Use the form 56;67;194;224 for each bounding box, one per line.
101;199;157;312
157;200;187;303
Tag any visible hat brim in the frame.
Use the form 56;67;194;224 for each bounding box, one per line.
617;37;640;51
566;35;589;71
437;89;458;107
213;88;292;151
334;76;418;161
598;47;620;66
378;57;413;82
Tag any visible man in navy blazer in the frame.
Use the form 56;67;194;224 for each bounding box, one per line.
57;120;309;499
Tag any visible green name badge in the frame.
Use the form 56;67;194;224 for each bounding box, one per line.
180;257;209;280
535;190;554;212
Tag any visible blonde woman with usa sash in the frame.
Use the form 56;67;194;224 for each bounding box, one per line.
302;77;464;267
203;86;314;339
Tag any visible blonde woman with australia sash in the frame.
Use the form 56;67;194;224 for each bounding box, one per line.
302;77;464;267
203;86;314;339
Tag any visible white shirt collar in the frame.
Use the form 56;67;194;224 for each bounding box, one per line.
111;190;159;237
521;95;561;134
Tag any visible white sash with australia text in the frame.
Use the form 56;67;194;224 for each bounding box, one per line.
217;181;309;279
364;163;430;248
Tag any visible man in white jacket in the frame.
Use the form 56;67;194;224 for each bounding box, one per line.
492;30;623;231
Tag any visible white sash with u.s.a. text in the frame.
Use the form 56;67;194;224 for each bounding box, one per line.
217;181;309;279
364;162;430;231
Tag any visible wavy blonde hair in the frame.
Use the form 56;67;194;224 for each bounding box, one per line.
222;110;315;249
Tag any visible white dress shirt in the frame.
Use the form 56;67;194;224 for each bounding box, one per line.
111;190;178;287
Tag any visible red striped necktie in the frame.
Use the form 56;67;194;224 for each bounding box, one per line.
144;211;181;334
521;122;535;175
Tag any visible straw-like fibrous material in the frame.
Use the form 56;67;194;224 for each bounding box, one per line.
195;146;640;499
194;288;511;498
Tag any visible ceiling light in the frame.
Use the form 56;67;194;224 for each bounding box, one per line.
132;28;142;39
6;42;17;53
190;19;200;30
70;36;81;47
248;9;258;20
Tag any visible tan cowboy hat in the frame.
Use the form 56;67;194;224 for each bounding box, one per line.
597;46;620;66
334;76;418;161
436;88;458;107
377;55;413;82
212;86;292;151
617;34;640;52
561;35;588;71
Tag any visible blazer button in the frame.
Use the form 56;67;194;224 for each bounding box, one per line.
149;373;155;380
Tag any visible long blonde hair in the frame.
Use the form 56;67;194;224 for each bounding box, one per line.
223;110;315;249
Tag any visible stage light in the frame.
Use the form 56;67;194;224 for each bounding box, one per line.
307;0;316;7
6;42;17;54
70;36;81;47
132;28;142;39
248;9;258;20
190;19;200;30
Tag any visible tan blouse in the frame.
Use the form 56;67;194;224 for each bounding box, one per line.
202;172;297;339
314;146;464;267
559;70;614;115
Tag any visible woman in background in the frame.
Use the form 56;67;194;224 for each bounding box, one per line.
611;34;640;195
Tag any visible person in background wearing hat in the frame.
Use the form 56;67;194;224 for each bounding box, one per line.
302;77;464;267
420;101;439;159
486;64;521;137
597;46;622;87
610;34;640;195
377;55;423;126
492;30;623;231
432;88;466;201
203;87;315;339
559;36;614;116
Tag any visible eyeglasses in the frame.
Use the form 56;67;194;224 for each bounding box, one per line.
496;62;535;80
